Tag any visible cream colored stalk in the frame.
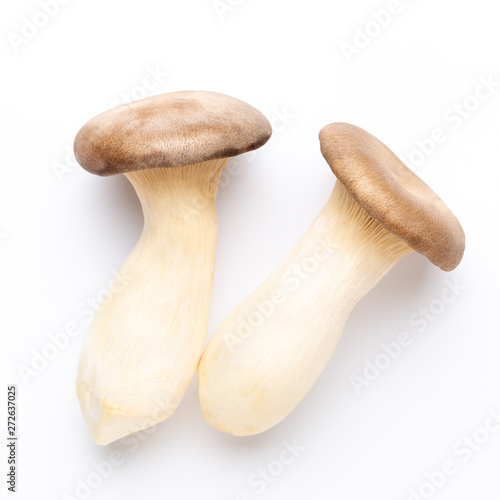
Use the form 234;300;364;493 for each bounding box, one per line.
77;159;226;445
198;181;413;436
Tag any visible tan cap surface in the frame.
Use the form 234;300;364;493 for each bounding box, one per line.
319;123;465;271
74;91;272;176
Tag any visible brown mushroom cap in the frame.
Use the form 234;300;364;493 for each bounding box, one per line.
74;91;272;176
319;123;465;271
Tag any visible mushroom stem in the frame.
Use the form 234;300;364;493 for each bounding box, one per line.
199;180;414;436
77;158;227;445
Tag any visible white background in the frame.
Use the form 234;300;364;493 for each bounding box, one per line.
1;1;499;499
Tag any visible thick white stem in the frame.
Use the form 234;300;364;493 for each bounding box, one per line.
199;181;413;436
77;159;227;445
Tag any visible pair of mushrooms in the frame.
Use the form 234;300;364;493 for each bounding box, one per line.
74;91;464;445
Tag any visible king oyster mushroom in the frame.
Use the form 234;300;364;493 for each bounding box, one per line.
74;90;272;445
198;123;465;436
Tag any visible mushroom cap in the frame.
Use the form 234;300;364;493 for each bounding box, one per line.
319;123;465;271
74;91;272;176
